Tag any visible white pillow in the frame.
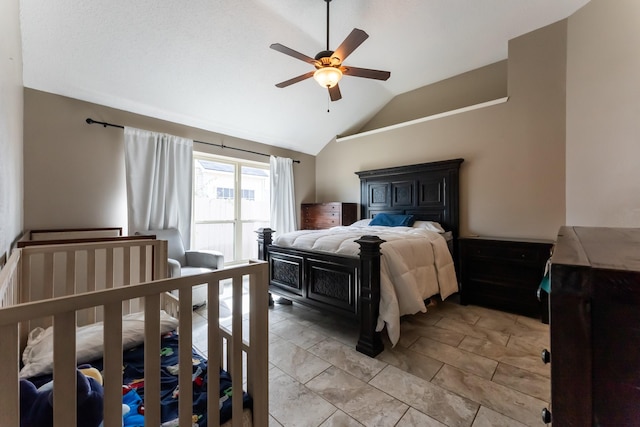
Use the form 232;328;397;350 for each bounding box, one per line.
350;219;371;227
412;221;445;233
20;310;179;379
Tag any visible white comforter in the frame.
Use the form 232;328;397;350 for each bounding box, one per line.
273;225;459;346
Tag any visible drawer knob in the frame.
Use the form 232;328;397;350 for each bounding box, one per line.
541;349;551;364
541;408;552;424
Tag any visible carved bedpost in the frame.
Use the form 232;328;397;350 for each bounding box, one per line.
256;228;274;306
355;235;385;357
256;228;273;261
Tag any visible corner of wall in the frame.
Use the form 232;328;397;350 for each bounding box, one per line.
0;0;25;257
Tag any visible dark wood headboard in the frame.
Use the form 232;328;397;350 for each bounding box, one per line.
355;158;464;238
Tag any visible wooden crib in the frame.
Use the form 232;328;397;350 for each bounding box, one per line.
0;238;269;427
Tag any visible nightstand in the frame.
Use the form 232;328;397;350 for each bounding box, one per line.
459;236;553;322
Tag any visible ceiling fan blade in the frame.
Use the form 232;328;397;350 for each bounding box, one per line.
342;66;390;81
275;71;315;88
329;84;342;102
332;29;369;63
270;43;320;66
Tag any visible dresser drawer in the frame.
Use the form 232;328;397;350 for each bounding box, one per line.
300;202;357;230
302;218;341;229
303;208;342;218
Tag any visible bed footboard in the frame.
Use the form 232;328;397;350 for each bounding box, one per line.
257;228;384;357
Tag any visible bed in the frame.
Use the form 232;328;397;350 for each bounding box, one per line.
257;158;463;357
0;237;269;427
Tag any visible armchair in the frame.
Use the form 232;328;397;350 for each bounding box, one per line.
135;228;224;307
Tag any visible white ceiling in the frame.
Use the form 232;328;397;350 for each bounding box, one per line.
19;0;589;155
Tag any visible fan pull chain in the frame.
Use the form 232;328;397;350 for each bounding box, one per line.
327;93;331;113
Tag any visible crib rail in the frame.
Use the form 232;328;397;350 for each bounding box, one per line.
16;238;169;348
0;243;269;427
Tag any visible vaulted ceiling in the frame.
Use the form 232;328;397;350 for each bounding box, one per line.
19;0;589;155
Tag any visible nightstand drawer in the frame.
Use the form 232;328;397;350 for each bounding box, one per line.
465;258;546;288
464;241;545;264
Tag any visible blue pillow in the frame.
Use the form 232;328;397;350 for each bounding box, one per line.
369;213;415;227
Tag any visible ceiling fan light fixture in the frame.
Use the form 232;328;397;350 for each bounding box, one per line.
313;67;342;88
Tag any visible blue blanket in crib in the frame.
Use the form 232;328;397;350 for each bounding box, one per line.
26;331;251;426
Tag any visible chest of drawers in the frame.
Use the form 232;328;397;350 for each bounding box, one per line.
301;202;357;230
459;237;553;321
544;226;640;426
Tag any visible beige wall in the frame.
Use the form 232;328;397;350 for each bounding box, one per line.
23;89;315;234
566;0;640;226
316;21;567;241
356;60;508;135
0;0;23;256
17;0;640;246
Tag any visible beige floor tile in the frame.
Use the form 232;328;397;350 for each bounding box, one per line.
273;304;327;326
307;338;387;382
477;314;547;338
270;318;328;349
411;336;498;379
207;295;552;427
394;313;445;347
458;335;550;378
435;317;510;346
319;410;365;427
428;301;481;325
377;345;443;382
269;367;337;427
307;366;409;427
492;363;550;402
394;327;422;348
407;323;467;347
471;406;528;427
474;315;517;333
269;309;293;324
369;365;478;427
507;334;549;355
395;408;447;427
307;318;360;348
467;304;518;320
269;336;331;383
432;365;548;426
403;310;444;327
515;315;550;333
269;415;283;427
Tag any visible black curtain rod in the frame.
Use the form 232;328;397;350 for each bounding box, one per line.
85;118;300;163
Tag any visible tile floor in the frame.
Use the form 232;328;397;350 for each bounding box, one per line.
195;292;550;427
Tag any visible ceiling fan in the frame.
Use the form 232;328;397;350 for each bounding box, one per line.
270;0;390;102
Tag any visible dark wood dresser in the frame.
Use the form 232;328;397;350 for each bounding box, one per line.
300;202;357;230
543;226;640;426
459;237;553;321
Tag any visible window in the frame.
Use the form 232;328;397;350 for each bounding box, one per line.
242;189;255;201
216;188;255;201
192;156;270;264
216;187;234;200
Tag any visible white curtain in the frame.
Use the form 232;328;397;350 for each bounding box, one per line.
124;127;193;247
270;156;297;236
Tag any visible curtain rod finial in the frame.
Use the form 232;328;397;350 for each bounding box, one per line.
85;118;93;124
